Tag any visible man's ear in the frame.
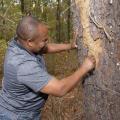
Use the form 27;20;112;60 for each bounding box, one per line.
27;39;33;47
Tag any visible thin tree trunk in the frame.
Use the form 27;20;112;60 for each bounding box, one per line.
67;0;71;40
43;1;47;22
67;0;71;41
20;0;25;15
35;0;41;18
72;0;120;120
56;0;61;43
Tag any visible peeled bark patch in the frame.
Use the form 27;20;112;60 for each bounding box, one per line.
75;0;102;66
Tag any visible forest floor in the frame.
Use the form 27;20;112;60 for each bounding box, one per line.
41;51;85;120
0;45;85;120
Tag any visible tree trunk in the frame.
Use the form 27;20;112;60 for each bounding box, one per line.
43;1;47;22
56;0;61;43
72;0;120;120
20;0;25;15
67;0;71;41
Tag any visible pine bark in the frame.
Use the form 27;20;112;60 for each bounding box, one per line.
72;0;120;120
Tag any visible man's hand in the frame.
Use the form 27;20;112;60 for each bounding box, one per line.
81;56;96;73
71;30;78;49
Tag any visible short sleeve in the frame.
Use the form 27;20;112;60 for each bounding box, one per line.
17;60;53;93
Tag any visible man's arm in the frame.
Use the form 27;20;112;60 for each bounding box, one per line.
40;30;78;54
40;56;96;97
40;43;77;54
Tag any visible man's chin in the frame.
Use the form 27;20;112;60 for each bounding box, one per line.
40;45;47;51
33;46;47;54
33;49;41;55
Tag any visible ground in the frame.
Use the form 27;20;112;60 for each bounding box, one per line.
42;51;85;120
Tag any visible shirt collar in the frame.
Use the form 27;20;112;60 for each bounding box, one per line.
13;37;37;57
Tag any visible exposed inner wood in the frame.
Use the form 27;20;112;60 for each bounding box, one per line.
75;0;102;66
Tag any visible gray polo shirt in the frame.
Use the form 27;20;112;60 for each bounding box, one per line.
0;38;53;113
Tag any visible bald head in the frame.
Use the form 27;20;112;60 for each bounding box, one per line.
16;16;43;41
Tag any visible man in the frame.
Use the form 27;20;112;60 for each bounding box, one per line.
0;16;96;120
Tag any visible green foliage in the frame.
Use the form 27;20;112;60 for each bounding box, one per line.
0;0;72;42
0;39;7;56
0;39;7;79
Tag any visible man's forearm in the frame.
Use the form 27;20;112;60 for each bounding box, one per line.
59;66;88;96
40;56;95;97
46;43;74;53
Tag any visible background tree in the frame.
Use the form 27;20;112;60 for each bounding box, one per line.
72;0;120;120
20;0;25;15
67;0;71;41
56;0;61;43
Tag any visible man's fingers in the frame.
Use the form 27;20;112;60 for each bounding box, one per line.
89;55;96;65
73;30;78;45
74;44;78;48
73;29;78;39
71;29;79;49
74;29;78;39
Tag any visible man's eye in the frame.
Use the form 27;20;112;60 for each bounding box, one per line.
44;39;48;42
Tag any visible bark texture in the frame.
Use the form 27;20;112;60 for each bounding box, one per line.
72;0;120;120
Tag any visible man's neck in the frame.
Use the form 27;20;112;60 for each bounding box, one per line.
17;39;34;55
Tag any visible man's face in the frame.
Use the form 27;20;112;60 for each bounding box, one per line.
28;25;49;53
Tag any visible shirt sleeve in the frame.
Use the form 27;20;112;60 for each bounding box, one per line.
17;60;53;93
